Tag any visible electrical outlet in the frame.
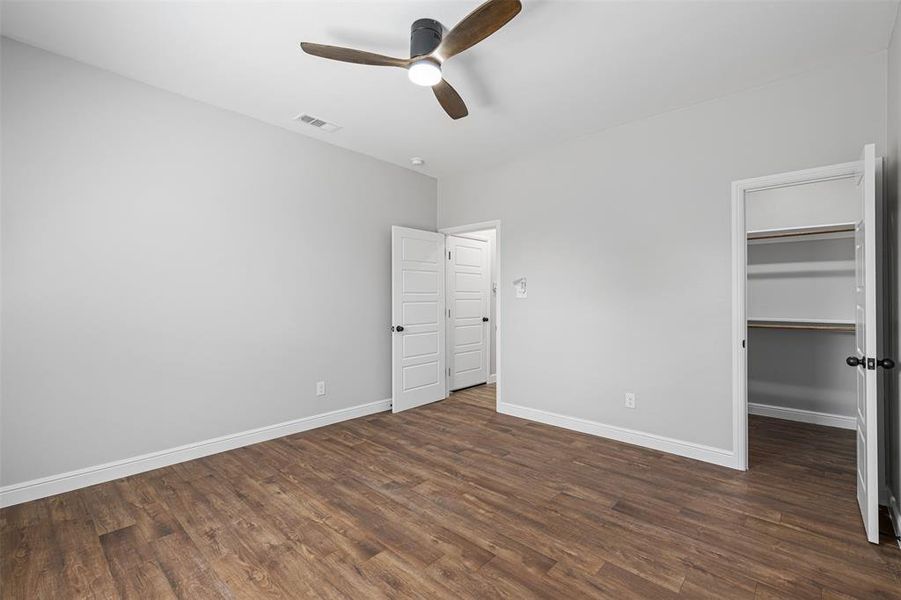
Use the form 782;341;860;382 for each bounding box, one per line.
624;392;636;409
316;381;326;397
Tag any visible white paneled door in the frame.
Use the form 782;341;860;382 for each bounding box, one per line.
447;236;490;391
391;227;447;413
851;144;885;544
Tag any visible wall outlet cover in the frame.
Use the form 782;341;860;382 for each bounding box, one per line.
316;381;326;396
625;392;636;409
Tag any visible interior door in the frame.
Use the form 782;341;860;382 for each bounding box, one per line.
391;226;446;413
851;143;883;544
446;235;490;391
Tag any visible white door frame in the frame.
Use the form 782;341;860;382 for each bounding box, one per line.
439;220;502;409
731;161;862;471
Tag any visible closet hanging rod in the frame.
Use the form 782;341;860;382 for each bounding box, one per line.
746;223;855;241
747;319;854;333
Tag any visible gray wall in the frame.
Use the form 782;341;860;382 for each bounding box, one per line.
747;237;855;323
0;39;437;486
747;239;856;418
748;329;856;417
438;52;887;452
887;6;901;514
745;176;859;232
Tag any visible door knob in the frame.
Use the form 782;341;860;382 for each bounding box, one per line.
846;356;863;367
878;358;895;369
394;325;404;332
482;317;489;322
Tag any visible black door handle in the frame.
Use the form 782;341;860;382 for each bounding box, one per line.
879;358;895;369
846;356;863;367
395;325;404;332
482;317;489;322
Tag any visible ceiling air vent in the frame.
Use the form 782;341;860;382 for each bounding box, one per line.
294;113;341;133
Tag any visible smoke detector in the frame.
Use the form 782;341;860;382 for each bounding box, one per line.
293;113;341;133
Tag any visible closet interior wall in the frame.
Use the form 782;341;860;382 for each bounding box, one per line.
746;177;859;424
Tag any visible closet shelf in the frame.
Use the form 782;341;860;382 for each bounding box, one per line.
748;319;854;333
747;222;855;244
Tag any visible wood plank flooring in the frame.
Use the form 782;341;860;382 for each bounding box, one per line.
2;384;900;598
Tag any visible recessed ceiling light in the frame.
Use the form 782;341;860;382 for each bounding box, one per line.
410;157;425;167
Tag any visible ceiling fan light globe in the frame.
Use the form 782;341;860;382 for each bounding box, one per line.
408;59;442;87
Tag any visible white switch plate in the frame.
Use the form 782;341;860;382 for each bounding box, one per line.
625;392;636;409
514;277;527;298
316;381;326;396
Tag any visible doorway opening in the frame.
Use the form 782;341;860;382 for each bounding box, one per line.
731;146;887;544
440;221;500;406
390;221;501;413
444;230;496;393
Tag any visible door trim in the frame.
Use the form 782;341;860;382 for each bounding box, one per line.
731;161;862;471
439;221;502;410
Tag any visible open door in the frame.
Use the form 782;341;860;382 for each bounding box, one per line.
447;235;491;391
391;226;447;413
849;143;885;544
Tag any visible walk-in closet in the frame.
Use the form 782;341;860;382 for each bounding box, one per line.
735;146;887;544
746;175;859;434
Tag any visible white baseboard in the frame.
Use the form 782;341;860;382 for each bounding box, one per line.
0;398;391;508
487;374;497;384
748;402;855;430
497;402;738;469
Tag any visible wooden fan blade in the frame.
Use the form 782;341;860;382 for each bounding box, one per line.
300;42;411;68
436;0;521;60
433;79;468;120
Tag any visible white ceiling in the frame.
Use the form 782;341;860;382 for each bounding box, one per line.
2;1;898;177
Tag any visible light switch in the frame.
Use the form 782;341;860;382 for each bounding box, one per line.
514;277;527;299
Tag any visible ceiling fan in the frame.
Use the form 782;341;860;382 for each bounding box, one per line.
299;0;522;120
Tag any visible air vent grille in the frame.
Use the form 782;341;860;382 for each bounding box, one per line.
294;113;341;132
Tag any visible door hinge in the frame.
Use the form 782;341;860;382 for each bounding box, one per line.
742;339;746;348
448;309;451;318
447;367;451;377
448;251;451;260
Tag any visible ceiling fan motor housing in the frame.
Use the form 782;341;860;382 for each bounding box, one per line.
410;18;443;59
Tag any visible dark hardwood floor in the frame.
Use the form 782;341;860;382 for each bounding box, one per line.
2;384;900;598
